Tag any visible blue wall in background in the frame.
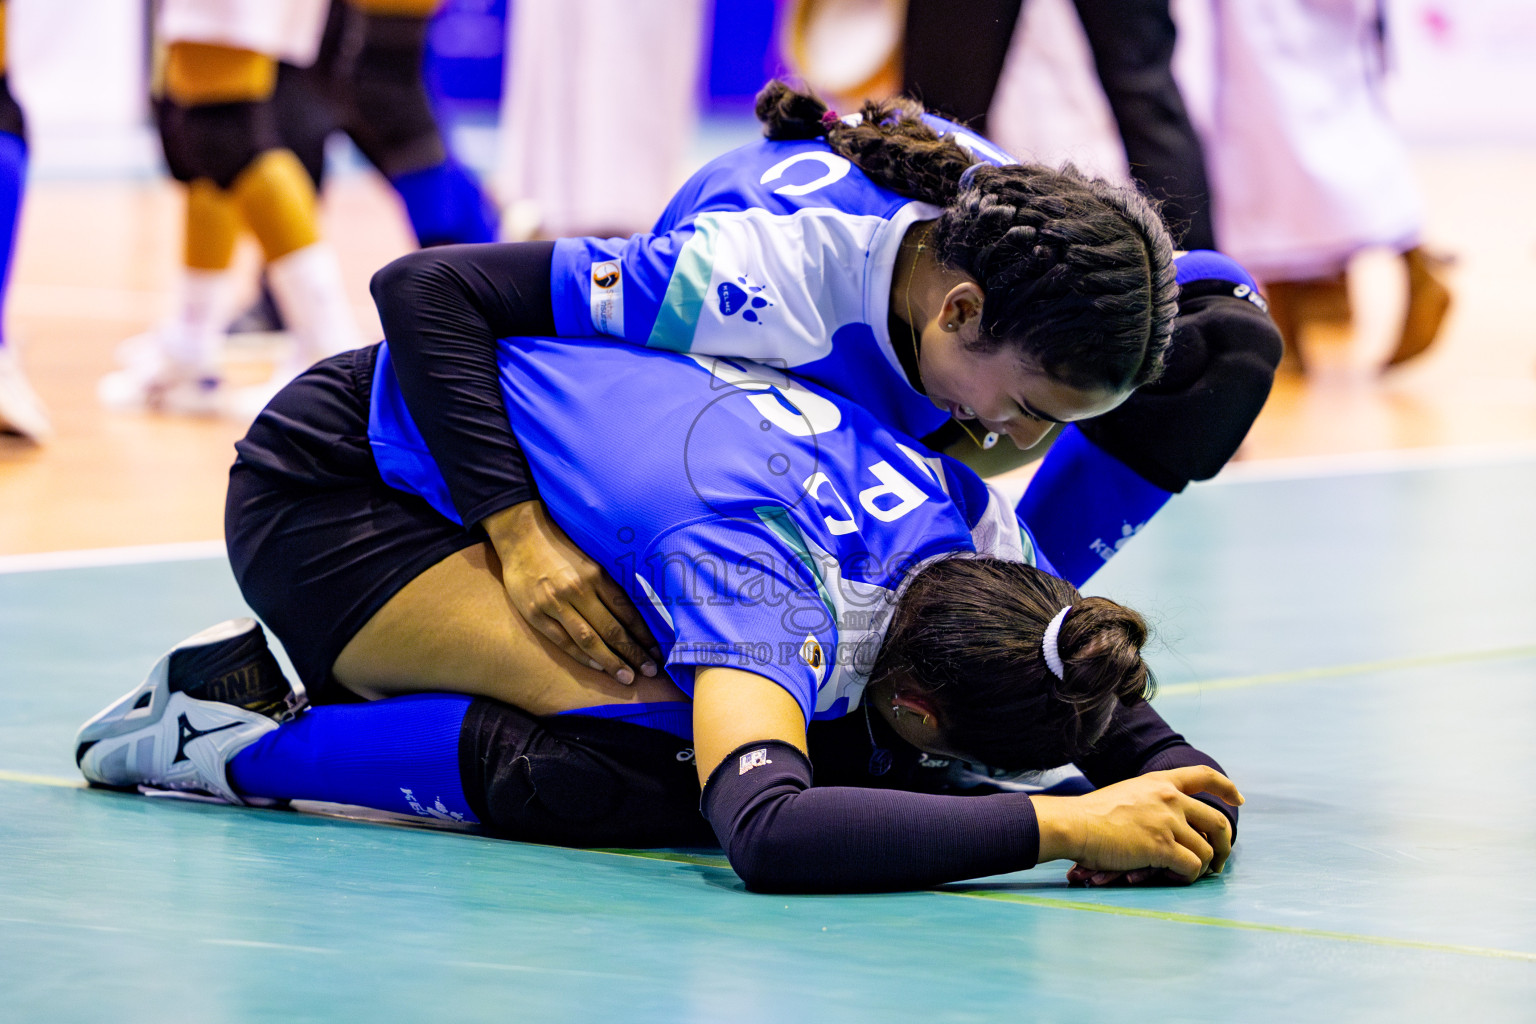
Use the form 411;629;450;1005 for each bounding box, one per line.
705;0;785;111
425;0;508;112
425;0;785;113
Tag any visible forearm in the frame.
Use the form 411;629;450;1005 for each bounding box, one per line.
703;741;1042;893
370;242;558;525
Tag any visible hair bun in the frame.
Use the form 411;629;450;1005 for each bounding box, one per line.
755;80;832;142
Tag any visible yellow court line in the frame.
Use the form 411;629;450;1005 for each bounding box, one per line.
1157;643;1536;699
0;769;85;789
947;890;1536;963
589;848;732;869
9;767;1535;963
594;847;1536;962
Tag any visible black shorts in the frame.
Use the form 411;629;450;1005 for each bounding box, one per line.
225;344;484;702
461;698;716;848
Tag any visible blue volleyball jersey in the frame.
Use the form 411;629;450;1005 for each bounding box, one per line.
547;115;1016;444
369;336;1051;726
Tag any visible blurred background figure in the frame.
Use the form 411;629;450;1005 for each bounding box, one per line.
899;0;1216;250
1205;0;1451;375
234;0;499;332
781;0;903;113
495;0;705;239
100;0;364;417
0;0;48;441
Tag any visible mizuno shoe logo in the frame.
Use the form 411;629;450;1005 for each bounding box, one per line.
174;713;243;764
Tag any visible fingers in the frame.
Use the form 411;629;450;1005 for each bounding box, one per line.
1180;796;1234;875
1163;818;1214;882
1070;866;1174;887
522;575;654;684
527;611;606;677
1166;765;1244;808
1067;866;1131;887
550;593;642;683
595;577;662;667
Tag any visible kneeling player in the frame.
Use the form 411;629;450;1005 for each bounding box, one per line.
77;335;1240;893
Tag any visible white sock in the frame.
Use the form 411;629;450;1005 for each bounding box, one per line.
169;268;235;373
265;242;363;365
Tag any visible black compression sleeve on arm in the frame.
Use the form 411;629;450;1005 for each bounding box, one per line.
1075;700;1238;836
370;242;558;525
701;741;1041;894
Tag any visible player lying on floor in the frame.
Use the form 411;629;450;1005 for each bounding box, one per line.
368;80;1282;688
77;334;1240;894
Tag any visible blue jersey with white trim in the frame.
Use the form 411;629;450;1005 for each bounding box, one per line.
369;337;1052;727
548;115;1017;444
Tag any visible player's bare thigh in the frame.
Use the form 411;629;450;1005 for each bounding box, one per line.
333;541;687;713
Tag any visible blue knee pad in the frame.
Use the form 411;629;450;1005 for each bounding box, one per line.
390;158;498;247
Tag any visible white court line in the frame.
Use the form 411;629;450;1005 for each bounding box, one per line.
1211;441;1536;484
0;540;225;575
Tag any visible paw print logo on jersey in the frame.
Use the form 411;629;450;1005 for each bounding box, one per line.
717;275;774;324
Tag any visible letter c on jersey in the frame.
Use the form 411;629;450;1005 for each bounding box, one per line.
858;461;928;522
687;354;843;437
804;472;859;535
759;152;853;196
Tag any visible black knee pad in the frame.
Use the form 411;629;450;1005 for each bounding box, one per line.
1079;283;1283;492
0;75;25;141
459;699;717;849
334;11;444;177
157;99;283;189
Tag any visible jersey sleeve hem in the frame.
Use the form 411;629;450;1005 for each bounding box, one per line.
550;238;595;336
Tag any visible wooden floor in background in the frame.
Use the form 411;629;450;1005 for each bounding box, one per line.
1;147;1533;556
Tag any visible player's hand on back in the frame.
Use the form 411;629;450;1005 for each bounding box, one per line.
481;501;661;685
1034;766;1243;883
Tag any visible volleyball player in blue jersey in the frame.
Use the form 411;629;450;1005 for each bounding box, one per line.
366;81;1283;688
78;332;1241;893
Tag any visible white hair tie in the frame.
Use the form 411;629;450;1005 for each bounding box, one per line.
1042;605;1072;681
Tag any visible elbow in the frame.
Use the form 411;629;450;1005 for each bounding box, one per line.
723;840;811;895
369;248;441;309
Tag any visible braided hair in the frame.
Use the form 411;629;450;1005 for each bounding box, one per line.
756;80;1178;391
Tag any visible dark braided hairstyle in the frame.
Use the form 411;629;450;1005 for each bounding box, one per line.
755;80;1178;391
871;557;1154;771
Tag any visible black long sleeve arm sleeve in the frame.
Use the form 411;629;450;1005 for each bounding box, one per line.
702;741;1042;894
369;242;558;526
1075;699;1239;836
701;703;1235;893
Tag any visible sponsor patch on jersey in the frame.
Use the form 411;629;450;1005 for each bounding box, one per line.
798;635;824;672
738;748;775;775
590;261;624;335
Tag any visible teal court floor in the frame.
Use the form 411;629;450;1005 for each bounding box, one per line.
2;455;1534;1023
